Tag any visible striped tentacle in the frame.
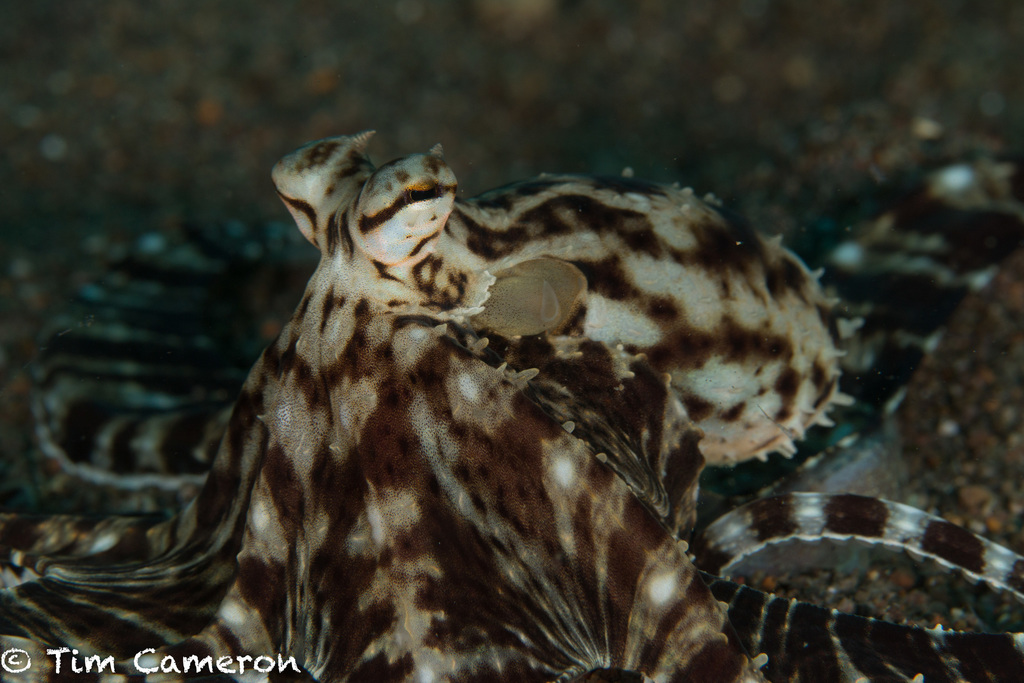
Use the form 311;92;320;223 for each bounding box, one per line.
704;572;1024;683
34;239;238;493
706;572;1024;683
0;512;171;590
0;338;282;664
692;492;1024;603
824;158;1024;411
31;221;311;496
0;559;40;590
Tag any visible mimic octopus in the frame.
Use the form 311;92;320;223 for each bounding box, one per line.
2;132;1024;682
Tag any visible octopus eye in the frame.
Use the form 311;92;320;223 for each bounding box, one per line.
407;185;439;203
352;151;457;267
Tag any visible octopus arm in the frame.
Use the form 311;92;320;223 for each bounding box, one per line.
705;573;1024;683
501;334;707;540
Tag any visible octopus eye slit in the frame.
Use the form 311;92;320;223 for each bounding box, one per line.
408;185;439;203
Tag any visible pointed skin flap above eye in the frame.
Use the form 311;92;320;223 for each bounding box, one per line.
472;258;588;336
272;131;376;249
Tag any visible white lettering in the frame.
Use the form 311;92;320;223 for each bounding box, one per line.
183;655;214;673
2;648;31;674
84;654;115;673
160;654;181;673
254;655;275;673
129;650;298;675
46;648;70;674
216;655;236;674
134;648;158;674
278;654;301;672
235;654;253;673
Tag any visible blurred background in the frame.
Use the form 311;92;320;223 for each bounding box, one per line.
2;0;1021;244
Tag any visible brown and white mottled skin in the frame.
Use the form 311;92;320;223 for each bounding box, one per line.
0;132;787;681
274;131;847;469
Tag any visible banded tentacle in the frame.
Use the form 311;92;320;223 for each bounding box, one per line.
0;324;287;662
704;572;1024;683
692;492;1024;603
34;234;238;495
823;157;1024;411
0;512;165;581
31;221;313;499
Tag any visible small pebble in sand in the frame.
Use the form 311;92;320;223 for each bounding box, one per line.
937;418;960;437
889;568;917;590
957;484;993;515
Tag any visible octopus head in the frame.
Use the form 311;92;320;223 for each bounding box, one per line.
352;145;457;268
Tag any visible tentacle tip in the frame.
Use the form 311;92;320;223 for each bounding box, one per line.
352;129;376;153
813;412;836;428
832;391;856;407
836;316;865;340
